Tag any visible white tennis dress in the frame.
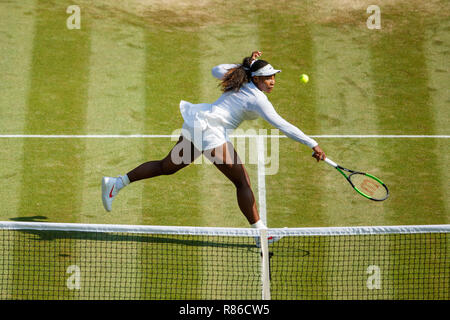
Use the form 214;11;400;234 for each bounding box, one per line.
180;64;318;151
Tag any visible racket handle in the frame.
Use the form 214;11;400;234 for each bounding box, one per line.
324;157;338;168
312;151;338;167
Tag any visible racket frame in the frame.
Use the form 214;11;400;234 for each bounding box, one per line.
324;157;389;201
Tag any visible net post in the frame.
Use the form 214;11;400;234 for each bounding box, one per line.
260;228;271;300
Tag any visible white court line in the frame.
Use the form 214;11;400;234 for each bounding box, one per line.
0;134;449;138
256;136;267;226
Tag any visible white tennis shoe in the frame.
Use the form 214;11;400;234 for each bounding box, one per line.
102;177;119;212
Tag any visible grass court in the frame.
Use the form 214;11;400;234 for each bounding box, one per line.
0;0;448;299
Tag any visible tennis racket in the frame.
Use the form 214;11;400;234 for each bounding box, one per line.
321;156;389;201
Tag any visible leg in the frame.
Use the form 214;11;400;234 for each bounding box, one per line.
102;136;201;212
127;136;201;182
205;142;260;225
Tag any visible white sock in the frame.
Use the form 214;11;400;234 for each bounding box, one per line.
120;174;130;186
251;220;267;229
116;174;130;191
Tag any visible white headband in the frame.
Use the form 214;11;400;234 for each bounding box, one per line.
251;64;282;77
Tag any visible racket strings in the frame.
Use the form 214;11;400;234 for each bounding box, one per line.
349;173;388;200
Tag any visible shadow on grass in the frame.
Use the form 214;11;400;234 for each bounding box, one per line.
8;217;310;257
10;216;48;222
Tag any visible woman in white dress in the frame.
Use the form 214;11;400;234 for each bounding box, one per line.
102;51;326;229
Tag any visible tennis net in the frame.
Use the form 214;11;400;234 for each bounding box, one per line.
0;221;448;300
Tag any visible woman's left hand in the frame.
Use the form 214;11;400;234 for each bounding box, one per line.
250;51;262;63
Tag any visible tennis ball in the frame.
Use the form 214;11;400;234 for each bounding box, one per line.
300;74;309;83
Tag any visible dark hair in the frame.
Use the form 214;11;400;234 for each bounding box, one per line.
220;57;269;92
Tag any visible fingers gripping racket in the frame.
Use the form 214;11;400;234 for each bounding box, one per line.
323;157;389;201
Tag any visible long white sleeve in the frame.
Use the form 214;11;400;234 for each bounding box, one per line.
254;96;318;148
211;64;238;80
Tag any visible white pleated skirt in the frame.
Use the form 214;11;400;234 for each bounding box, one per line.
179;100;231;151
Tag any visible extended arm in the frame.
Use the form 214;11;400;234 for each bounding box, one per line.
256;99;326;160
211;64;238;80
256;98;318;149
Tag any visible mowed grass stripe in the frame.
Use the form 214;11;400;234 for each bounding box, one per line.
369;12;447;225
81;14;147;226
256;8;330;299
0;0;37;299
256;11;326;228
311;20;390;297
77;12;148;299
140;29;203;227
259;18;387;298
16;0;90;299
140;28;204;299
313;26;380;135
425;20;450;220
0;1;36;218
19;1;90;220
312;25;388;227
369;9;447;299
0;1;35;135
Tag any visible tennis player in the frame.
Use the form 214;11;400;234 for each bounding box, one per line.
102;51;326;230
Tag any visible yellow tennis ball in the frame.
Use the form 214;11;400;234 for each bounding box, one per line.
300;74;309;83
